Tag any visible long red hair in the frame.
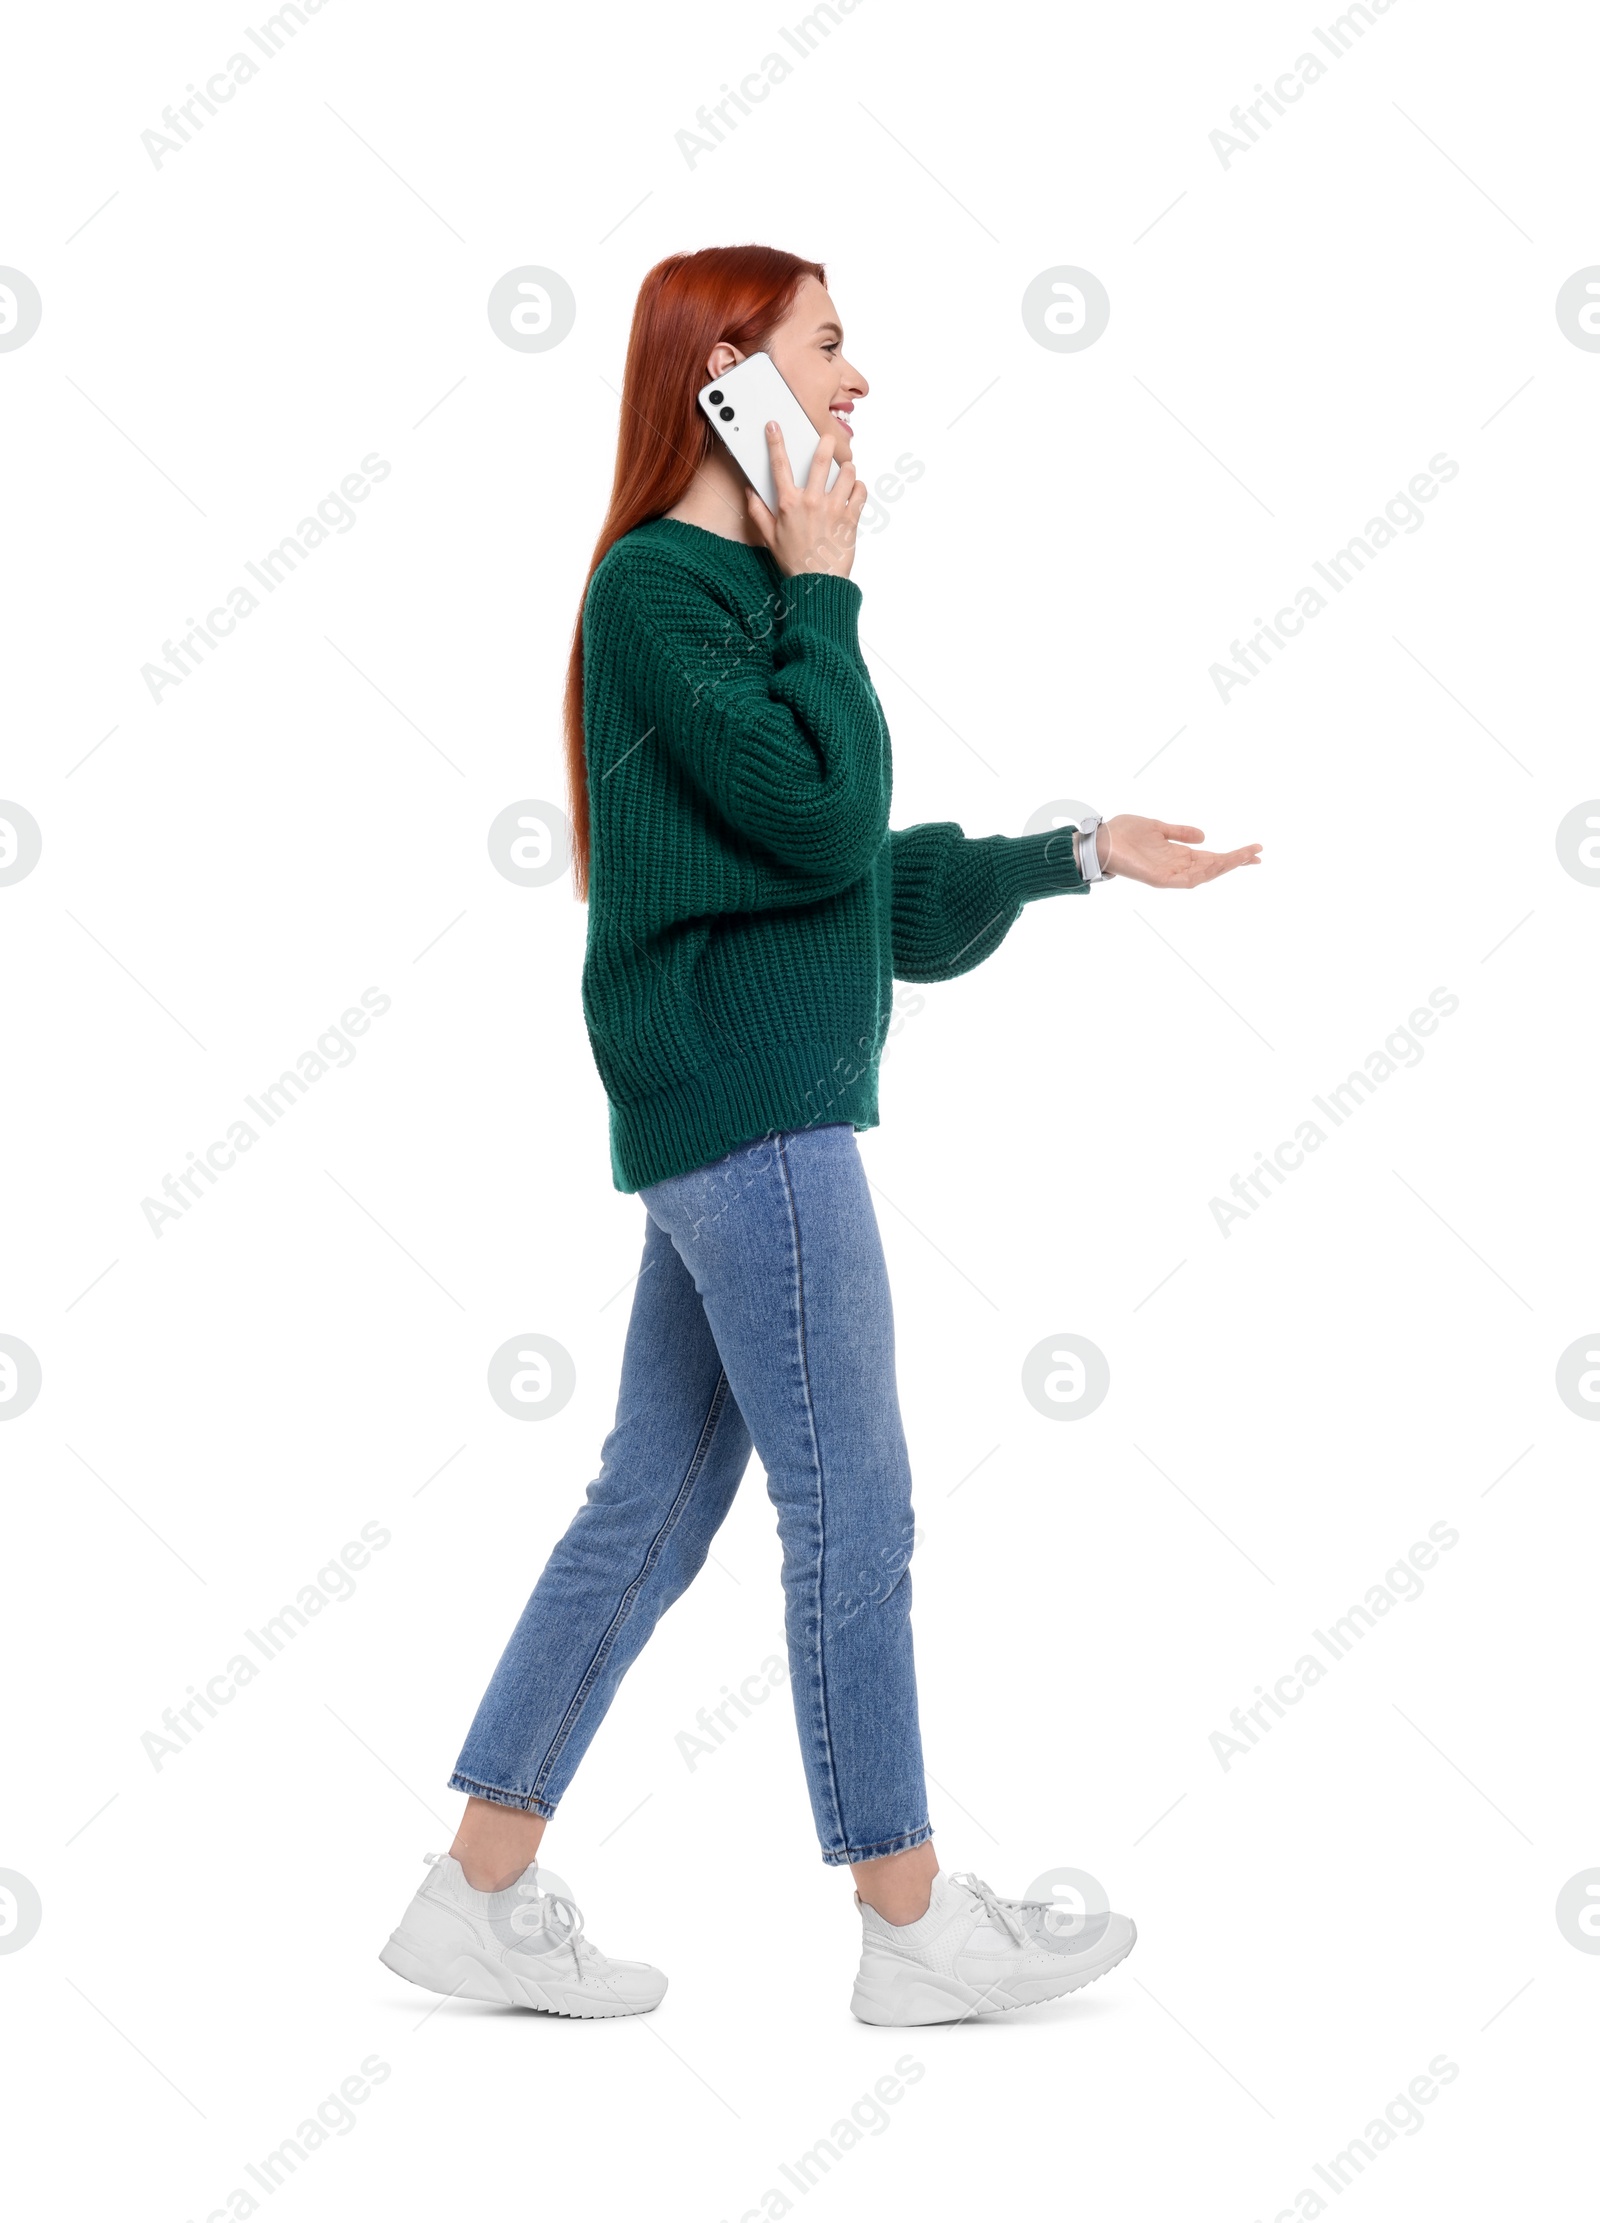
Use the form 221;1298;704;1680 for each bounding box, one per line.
564;245;826;898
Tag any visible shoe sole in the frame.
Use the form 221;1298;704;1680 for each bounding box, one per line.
849;1919;1137;2026
379;1930;665;2020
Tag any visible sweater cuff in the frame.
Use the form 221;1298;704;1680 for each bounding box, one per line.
774;571;862;653
991;827;1088;903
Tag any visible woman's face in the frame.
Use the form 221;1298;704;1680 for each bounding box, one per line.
709;276;868;454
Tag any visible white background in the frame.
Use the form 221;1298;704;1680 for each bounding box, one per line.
3;1;1596;2216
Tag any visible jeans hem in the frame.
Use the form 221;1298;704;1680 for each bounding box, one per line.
447;1773;556;1818
823;1821;934;1868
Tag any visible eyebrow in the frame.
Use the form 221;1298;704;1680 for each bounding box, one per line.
813;320;842;340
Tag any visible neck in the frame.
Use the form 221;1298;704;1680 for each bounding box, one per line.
665;451;762;544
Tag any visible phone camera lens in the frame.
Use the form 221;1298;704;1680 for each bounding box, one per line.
707;389;724;404
718;406;735;421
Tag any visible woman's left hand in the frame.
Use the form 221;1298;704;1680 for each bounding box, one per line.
1098;816;1262;887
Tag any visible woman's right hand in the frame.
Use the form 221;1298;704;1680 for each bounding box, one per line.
746;422;867;579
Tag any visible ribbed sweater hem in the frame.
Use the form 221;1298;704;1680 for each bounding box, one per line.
992;826;1089;901
608;1038;881;1193
776;568;862;652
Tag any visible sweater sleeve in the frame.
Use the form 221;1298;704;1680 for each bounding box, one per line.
590;551;889;886
889;823;1087;982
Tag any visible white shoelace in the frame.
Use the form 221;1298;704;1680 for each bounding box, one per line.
513;1878;589;1977
424;1853;590;1977
948;1871;1030;1947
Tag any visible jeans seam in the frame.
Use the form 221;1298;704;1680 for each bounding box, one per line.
529;1366;734;1805
775;1132;849;1856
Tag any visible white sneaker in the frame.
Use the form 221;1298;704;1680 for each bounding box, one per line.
849;1869;1136;2025
379;1855;667;2019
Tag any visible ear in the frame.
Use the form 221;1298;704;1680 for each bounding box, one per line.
705;341;745;379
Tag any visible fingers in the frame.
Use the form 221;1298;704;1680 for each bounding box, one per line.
1118;837;1260;887
1134;819;1262;888
757;421;864;576
804;426;838;496
1179;845;1262;886
764;420;796;499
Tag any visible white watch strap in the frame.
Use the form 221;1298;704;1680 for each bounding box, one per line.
1077;812;1104;882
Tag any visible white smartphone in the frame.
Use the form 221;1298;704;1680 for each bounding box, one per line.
697;351;842;516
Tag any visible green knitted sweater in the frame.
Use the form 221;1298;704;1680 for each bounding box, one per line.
579;516;1087;1191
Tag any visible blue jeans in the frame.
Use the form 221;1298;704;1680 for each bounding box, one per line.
449;1123;932;1866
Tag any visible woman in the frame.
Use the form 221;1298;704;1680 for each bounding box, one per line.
380;245;1261;2025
